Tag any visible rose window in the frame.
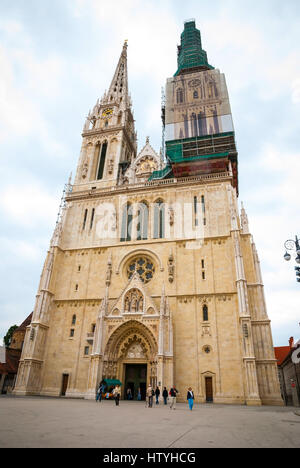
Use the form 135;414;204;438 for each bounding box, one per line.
127;257;155;283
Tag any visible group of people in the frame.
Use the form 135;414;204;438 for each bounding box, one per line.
146;385;195;411
96;382;195;410
95;381;121;405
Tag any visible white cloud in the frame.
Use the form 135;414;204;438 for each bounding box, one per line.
72;0;177;83
204;15;300;103
0;236;46;262
0;182;58;229
0;21;67;156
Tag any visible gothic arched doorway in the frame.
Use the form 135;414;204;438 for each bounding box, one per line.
102;320;158;400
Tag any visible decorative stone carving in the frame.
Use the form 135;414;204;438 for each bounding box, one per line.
108;159;114;175
168;206;174;226
123;288;144;314
126;342;145;359
168;251;175;283
81;162;88;179
106;255;112;286
202;326;211;337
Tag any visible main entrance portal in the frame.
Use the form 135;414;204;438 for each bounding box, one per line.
124;364;147;400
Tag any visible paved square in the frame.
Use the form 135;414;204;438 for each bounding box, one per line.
0;396;299;448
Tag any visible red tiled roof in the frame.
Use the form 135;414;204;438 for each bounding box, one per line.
15;312;33;332
0;348;21;374
274;346;290;366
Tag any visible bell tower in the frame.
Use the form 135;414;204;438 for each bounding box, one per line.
74;41;137;188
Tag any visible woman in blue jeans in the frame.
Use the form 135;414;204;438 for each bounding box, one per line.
187;387;194;410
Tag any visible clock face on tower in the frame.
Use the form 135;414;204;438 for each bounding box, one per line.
102;108;113;118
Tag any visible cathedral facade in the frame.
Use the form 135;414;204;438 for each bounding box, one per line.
14;21;283;406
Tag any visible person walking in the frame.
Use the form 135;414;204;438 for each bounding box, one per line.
113;385;121;406
162;387;168;405
187;387;195;411
169;386;179;410
96;382;103;402
146;384;153;408
155;386;160;405
137;387;142;401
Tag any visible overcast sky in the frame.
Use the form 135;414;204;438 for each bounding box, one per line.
0;0;299;347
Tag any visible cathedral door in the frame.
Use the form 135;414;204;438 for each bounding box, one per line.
205;377;213;402
61;374;69;396
124;364;147;400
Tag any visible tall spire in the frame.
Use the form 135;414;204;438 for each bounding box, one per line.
105;40;130;107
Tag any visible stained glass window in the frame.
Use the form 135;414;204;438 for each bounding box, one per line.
127;257;155;283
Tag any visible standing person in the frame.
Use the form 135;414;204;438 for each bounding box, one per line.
127;387;132;400
96;382;103;402
137;388;142;401
113;385;121;406
169;386;179;410
155;386;160;405
147;384;153;408
187;387;194;411
162;387;168;405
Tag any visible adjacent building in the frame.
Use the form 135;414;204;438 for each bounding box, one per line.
0;313;32;394
275;337;300;406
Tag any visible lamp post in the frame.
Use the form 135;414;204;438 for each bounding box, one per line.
284;236;300;283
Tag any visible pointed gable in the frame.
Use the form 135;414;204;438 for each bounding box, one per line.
109;272;159;317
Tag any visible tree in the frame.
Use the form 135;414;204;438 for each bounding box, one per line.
3;325;18;348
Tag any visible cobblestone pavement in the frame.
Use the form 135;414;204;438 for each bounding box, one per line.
0;395;299;448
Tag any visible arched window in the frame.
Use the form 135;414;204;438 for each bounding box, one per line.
177;88;184;104
117;112;122;125
193;90;199;99
203;305;208;322
153;199;165;239
97;141;107;180
72;315;76;326
120;203;133;242
137;202;149;241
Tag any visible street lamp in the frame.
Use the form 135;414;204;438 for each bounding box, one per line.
284;236;300;283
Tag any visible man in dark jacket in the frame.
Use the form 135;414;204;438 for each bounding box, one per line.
162;387;168;405
155;386;160;404
169;386;179;410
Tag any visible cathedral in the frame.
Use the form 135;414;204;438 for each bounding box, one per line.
14;20;283;405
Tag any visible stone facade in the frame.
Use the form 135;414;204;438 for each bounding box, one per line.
14;30;283;406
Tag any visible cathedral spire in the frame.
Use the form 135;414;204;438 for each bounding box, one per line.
104;40;130;107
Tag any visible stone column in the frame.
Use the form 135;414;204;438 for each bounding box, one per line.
85;355;104;400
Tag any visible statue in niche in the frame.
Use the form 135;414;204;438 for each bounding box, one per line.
131;298;137;313
108;159;114;174
124;289;143;313
106;257;112;286
81;162;88;179
168;206;174;226
168;252;175;283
